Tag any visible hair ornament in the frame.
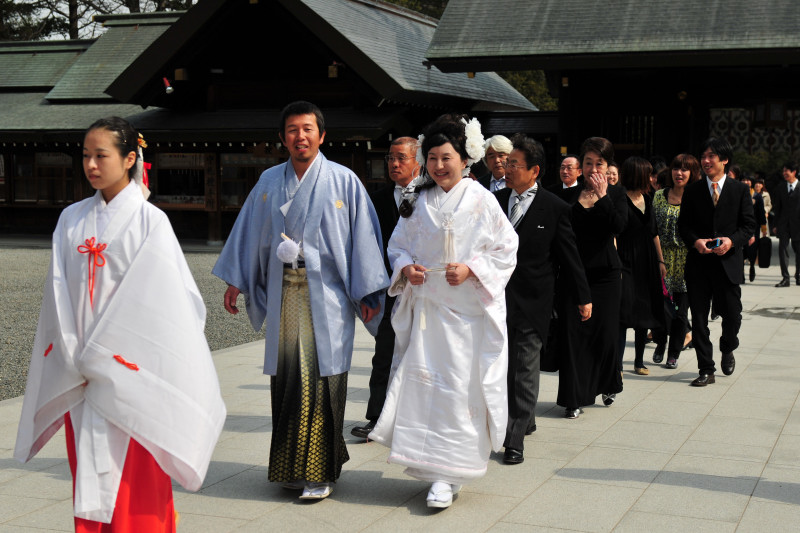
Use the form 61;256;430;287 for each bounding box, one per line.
415;134;426;168
461;117;485;168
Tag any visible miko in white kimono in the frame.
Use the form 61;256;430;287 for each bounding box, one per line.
369;114;518;509
15;117;226;532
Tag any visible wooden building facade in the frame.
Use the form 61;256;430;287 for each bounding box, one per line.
0;0;536;241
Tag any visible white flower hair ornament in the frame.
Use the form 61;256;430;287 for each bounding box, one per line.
461;117;485;176
415;134;426;168
277;233;304;269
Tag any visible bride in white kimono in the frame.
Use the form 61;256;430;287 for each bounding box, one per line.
369;114;518;509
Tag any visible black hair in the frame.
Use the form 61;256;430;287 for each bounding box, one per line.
579;137;615;166
648;155;667;175
620;156;652;192
699;137;733;172
510;133;545;174
86;117;138;158
728;163;743;180
85;116;139;179
421;113;470;161
784;159;798;173
400;114;473;218
279;100;325;134
667;154;702;188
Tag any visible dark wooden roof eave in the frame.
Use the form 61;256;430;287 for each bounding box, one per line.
105;0;228;104
428;48;800;73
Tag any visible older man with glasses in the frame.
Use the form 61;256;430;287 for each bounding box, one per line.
478;135;513;192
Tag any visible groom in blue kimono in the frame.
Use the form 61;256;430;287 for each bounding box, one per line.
213;101;388;500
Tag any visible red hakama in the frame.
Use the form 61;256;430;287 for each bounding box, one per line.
64;413;175;533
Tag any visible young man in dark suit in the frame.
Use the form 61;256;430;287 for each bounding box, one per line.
351;137;420;438
495;134;592;464
678;138;756;386
771;160;800;287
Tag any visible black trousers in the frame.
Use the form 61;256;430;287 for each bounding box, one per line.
686;258;742;375
504;301;542;451
652;291;689;358
777;233;800;279
365;296;395;422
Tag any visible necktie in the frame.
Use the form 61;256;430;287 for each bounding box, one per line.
711;182;719;206
509;188;534;228
790;184;795;196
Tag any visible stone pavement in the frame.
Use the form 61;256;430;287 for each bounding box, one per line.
1;263;799;532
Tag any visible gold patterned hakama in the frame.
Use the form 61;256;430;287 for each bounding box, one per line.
267;268;349;483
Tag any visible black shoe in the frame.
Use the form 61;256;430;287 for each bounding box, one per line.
776;278;790;287
682;340;693;351
652;344;666;364
721;352;736;376
710;312;720;320
525;423;537;435
503;448;524;464
691;374;716;386
665;356;678;369
749;265;756;282
602;393;616;406
350;420;376;439
796;277;800;286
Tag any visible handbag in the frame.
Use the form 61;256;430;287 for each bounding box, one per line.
662;278;677;320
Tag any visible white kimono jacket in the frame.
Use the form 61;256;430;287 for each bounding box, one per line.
369;178;518;483
15;181;226;523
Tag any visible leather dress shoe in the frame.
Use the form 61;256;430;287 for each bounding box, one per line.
776;278;790;287
749;264;756;282
652;344;665;364
350;420;375;439
691;374;715;386
525;423;537;435
721;352;735;376
503;448;524;464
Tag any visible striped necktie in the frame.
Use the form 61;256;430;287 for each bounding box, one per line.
711;182;719;206
509;188;535;228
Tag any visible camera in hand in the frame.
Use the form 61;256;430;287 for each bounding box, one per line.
705;238;722;249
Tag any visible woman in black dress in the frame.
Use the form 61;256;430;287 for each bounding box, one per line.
617;157;667;376
556;137;628;419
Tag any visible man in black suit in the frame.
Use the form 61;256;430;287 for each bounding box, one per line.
494;134;592;464
351;137;420;438
547;154;582;204
477;134;512;192
771;160;800;287
678;137;755;387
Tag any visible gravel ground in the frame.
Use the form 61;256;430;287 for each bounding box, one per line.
0;248;263;402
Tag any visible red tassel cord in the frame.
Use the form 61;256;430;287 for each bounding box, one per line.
113;354;140;372
77;237;107;308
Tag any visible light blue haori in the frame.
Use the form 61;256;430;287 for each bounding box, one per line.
213;152;389;377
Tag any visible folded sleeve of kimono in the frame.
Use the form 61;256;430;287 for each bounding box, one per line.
15;224;86;463
78;218;226;491
212;171;274;331
463;197;519;302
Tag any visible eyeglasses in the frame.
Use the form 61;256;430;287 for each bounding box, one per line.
501;161;526;171
560;165;578;171
385;155;412;163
